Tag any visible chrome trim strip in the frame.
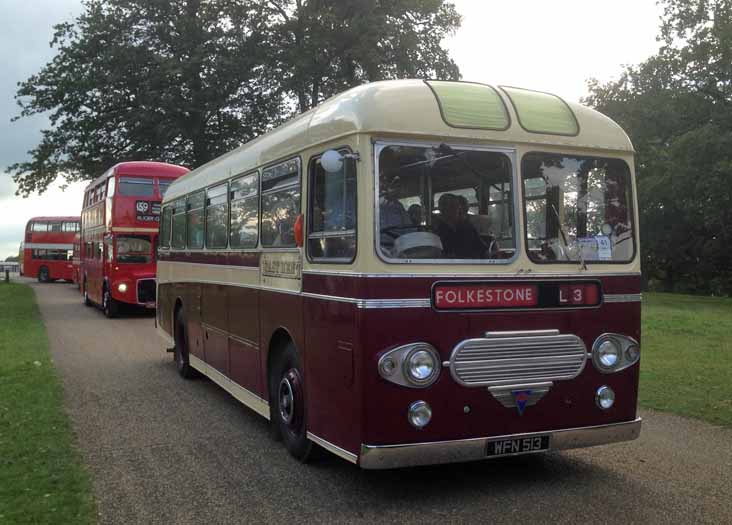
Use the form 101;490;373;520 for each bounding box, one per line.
604;293;642;303
359;418;642;469
307;432;358;464
188;354;270;419
303;270;642;279
357;298;431;309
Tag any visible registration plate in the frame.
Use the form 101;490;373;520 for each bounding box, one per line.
486;435;550;457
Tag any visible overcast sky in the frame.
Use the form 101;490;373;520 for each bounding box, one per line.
0;0;664;260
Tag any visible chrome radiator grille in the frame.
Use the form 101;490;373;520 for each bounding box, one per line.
448;330;587;387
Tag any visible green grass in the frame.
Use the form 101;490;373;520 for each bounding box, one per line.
641;292;732;427
0;283;95;523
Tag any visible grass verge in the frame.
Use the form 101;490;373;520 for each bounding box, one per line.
641;292;732;427
0;283;95;523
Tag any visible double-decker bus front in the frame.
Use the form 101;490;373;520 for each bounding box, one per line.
81;162;188;317
21;217;79;282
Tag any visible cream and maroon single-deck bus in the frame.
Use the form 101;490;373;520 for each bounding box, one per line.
157;79;641;469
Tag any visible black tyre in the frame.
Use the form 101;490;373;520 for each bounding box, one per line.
271;342;313;462
102;285;118;318
173;309;197;379
83;279;93;307
38;266;49;283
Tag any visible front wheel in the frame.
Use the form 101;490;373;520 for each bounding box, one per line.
271;343;313;462
83;280;92;307
173;310;197;379
38;266;49;283
102;286;118;318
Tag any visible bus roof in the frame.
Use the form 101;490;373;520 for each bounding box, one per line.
164;79;633;202
27;216;80;223
84;161;189;191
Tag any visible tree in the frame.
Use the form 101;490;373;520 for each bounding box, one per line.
9;0;462;195
262;0;461;112
9;0;284;196
584;0;732;295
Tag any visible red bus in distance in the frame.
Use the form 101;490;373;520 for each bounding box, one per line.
80;161;189;317
20;216;80;282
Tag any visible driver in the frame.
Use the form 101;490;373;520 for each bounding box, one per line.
434;193;486;258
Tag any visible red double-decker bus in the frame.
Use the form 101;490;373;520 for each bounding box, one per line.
80;161;189;317
20;217;80;282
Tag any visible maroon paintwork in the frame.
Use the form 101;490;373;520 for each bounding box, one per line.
159;253;641;459
21;216;79;281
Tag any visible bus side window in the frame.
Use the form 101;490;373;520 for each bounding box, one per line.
160;206;172;249
171;199;187;249
261;158;300;247
230;172;259;249
307;151;357;262
187;191;205;249
205;183;228;249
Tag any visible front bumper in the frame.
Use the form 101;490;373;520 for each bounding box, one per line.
359;417;641;469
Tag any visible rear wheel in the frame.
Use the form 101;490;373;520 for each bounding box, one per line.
38;266;49;283
173;309;196;379
271;342;313;462
102;285;118;318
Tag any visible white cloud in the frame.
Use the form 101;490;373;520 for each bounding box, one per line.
446;0;663;102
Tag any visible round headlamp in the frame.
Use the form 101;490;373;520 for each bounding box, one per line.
408;400;432;429
596;385;615;410
117;283;128;293
404;348;438;386
597;340;620;369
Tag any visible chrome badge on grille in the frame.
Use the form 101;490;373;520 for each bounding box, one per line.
512;390;532;416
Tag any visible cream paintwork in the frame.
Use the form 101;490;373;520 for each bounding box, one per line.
159;79;640;289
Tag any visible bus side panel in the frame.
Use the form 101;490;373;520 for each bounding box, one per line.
303;298;361;455
258;291;304;402
228;286;262;397
157;281;173;337
183;283;204;360
202;283;229;375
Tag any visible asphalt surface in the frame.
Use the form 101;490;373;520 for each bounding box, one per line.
26;279;732;524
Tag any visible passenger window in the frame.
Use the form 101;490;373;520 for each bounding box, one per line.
308;151;357;262
187;192;205;249
32;222;48;232
206;183;228;249
118;177;155;197
160;206;172;249
261;159;300;247
230;173;259;249
171;199;187;249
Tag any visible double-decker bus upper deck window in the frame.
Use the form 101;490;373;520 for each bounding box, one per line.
159;179;173;197
376;144;515;262
62;222;79;232
522;153;635;263
230;172;259;249
32;222;48;232
206;183;228;249
308;151;356;262
160;206;172;249
118;177;155;197
187;191;205;249
171;199;187;249
261;159;300;247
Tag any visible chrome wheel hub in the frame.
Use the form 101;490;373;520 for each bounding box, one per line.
278;377;295;425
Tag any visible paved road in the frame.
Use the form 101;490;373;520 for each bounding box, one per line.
29;280;732;524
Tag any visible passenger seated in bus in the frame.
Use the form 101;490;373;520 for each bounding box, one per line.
434;193;487;258
408;203;423;226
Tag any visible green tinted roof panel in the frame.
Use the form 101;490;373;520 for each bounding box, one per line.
426;81;510;130
501;86;579;136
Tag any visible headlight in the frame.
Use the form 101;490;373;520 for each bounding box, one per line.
117;283;128;293
405;349;438;385
596;386;615;410
597;340;620;369
378;343;441;388
408;400;432;429
592;334;640;373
